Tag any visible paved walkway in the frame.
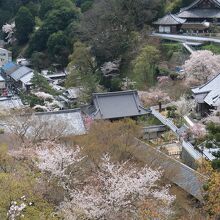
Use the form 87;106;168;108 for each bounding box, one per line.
150;107;179;133
152;33;220;44
182;42;194;54
150;107;202;161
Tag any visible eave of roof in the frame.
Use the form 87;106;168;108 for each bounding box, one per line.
180;0;220;13
153;13;186;25
92;90;139;97
0;75;5;81
0;48;10;53
19;71;34;84
10;66;33;81
204;89;220;106
192;73;220;106
192;73;220;94
178;8;220;18
91;90;150;120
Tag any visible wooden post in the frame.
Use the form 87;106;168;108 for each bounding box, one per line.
159;101;162;112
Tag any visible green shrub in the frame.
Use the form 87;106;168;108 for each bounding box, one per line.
212;159;220;170
215;133;220;142
20;92;44;108
81;0;93;12
207;122;220;135
167;50;174;59
169;72;178;80
158;67;171;76
110;77;122;91
167;110;176;118
161;43;182;60
203;183;209;191
29;95;44;107
138;115;162;126
201;43;220;54
31;72;59;95
190;112;197;119
212;151;220;158
205;142;213;149
162;43;182;52
166;106;177;111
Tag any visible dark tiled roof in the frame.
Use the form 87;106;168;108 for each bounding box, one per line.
178;0;220;18
178;8;220;18
180;0;220;12
87;90;150;120
153;14;186;25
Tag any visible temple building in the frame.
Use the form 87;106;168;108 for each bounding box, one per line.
82;90;150;120
153;13;186;33
192;73;220;115
154;0;220;33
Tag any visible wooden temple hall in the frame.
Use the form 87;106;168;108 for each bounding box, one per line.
154;0;220;33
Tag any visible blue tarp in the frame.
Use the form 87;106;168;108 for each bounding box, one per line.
1;61;17;71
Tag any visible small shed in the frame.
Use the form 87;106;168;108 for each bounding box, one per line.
161;143;182;158
9;66;34;90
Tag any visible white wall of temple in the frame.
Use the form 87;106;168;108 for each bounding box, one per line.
159;25;171;33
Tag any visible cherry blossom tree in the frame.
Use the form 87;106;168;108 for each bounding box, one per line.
35;142;175;219
174;96;196;120
31;92;63;112
189;123;207;140
59;154;175;219
7;198;27;220
3;110;36;144
2;22;16;44
32;105;49;112
36;142;84;178
33;92;54;101
202;108;220;124
2;111;70;145
157;76;170;84
83;115;94;130
100;59;121;77
183;50;220;85
138;88;171;111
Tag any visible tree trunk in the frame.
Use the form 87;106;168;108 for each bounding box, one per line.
159;102;162;112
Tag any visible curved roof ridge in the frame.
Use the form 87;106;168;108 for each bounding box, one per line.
170;13;186;23
153;13;186;25
179;0;220;13
199;72;220;90
92;90;137;97
192;73;220;94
